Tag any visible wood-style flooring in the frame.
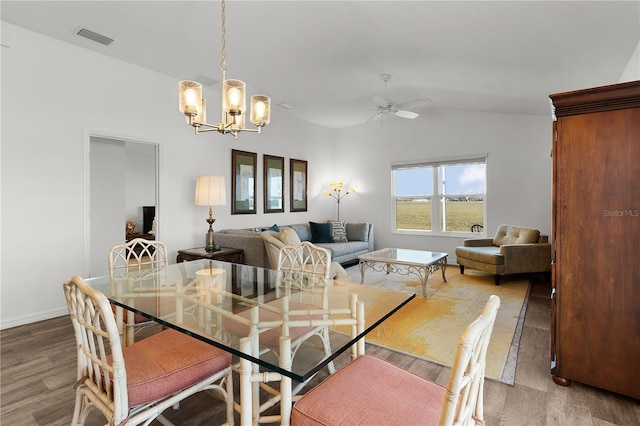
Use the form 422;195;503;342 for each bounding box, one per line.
1;279;639;425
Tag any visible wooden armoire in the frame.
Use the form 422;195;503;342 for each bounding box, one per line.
549;80;640;399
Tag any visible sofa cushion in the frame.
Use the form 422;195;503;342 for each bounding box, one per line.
262;224;280;232
328;220;348;242
289;223;312;242
316;241;369;259
493;225;540;246
309;221;333;243
277;227;301;245
455;246;504;265
346;222;370;242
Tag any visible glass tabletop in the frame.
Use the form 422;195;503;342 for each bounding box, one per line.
87;259;414;382
359;248;447;266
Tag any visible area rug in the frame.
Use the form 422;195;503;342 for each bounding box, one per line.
335;265;531;385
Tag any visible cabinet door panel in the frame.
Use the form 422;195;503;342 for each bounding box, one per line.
555;107;640;398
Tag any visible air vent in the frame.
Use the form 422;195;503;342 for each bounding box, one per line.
76;28;114;46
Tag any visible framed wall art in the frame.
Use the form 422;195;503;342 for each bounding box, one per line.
263;154;284;213
290;158;308;212
231;149;257;215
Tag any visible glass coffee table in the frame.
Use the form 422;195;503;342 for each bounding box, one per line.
358;248;448;297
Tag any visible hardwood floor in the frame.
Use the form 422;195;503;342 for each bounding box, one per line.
1;279;638;425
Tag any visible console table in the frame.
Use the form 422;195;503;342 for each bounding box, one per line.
176;247;245;264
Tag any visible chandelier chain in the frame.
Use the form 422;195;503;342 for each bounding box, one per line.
221;0;227;73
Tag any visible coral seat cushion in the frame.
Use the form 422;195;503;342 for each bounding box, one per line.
121;328;231;407
291;354;445;425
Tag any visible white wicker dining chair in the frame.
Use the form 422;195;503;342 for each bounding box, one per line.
291;295;501;426
276;242;336;373
63;275;234;426
108;238;169;346
222;241;361;424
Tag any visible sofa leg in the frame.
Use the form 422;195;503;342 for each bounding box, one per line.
459;265;465;274
494;275;501;286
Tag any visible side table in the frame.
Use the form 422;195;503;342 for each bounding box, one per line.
176;247;245;264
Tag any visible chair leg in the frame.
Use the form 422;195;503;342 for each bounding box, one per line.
459;265;465;274
494;275;500;286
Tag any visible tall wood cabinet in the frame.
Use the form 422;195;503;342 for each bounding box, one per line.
549;80;640;399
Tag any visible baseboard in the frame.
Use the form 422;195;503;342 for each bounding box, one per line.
0;307;68;330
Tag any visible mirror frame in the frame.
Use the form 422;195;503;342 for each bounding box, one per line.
231;149;257;215
263;154;285;213
290;158;308;212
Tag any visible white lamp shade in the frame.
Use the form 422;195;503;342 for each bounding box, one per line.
195;176;227;206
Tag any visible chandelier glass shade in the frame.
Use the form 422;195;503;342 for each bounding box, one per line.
178;0;270;138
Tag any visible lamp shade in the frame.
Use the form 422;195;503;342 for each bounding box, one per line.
195;176;227;206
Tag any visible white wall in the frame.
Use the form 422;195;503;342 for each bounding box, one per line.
332;108;552;261
124;141;156;233
90;138;126;278
619;40;640;82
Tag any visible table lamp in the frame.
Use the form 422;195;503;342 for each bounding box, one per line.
195;176;226;252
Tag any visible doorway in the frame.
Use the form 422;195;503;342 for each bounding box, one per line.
85;134;158;277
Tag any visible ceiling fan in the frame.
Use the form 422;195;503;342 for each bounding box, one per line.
369;74;432;124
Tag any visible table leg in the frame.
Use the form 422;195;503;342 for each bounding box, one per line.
279;336;292;426
239;338;253;426
441;259;448;282
359;260;366;284
420;273;428;298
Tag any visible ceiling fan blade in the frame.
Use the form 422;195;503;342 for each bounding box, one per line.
372;96;388;107
393;109;419;119
366;111;381;123
398;98;432;109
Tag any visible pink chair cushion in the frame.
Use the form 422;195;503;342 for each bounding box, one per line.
291;354;446;425
121;328;231;407
224;299;322;347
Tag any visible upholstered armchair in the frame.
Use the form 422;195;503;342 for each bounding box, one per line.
455;224;551;285
260;229;350;280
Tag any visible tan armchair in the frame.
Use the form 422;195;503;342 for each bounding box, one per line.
455;224;551;285
261;229;350;280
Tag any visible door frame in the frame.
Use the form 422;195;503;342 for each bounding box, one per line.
82;128;160;277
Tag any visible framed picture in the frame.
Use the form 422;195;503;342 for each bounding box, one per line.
231;149;257;215
263;154;284;213
290;158;308;212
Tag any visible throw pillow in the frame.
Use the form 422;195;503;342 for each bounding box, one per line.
328;220;348;242
309;221;333;243
262;224;280;232
346;222;370;242
277;227;301;245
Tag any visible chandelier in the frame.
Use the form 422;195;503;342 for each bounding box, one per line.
178;0;270;138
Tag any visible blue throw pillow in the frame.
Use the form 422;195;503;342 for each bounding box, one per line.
262;224;280;232
309;221;333;243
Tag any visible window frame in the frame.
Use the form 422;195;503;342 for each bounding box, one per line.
391;155;487;237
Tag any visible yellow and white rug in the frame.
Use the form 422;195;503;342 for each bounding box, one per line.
338;265;530;384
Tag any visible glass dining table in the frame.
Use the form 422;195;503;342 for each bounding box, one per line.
87;259;414;425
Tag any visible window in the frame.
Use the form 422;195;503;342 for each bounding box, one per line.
392;157;486;234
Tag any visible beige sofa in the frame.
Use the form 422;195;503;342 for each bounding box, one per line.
455;224;551;285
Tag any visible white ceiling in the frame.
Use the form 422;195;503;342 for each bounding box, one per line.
2;1;639;128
